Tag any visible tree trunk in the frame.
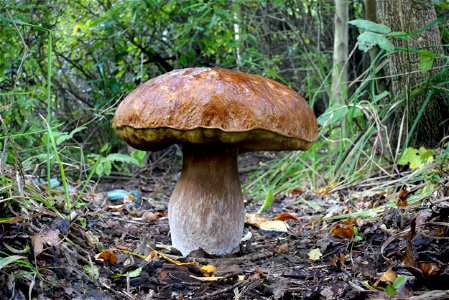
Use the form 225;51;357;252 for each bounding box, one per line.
331;0;349;103
377;0;448;149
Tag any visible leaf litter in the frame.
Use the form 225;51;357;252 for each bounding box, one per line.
1;154;449;299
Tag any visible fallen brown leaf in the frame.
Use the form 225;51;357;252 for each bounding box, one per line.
396;189;409;207
275;243;289;253
374;268;397;287
331;224;354;239
31;234;44;257
275;213;299;222
96;250;118;265
289;188;304;195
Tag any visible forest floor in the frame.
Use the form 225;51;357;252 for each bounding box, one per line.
1;151;449;300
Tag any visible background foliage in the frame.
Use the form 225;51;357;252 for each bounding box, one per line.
1;0;448;193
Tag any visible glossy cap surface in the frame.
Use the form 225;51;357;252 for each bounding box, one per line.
112;67;318;151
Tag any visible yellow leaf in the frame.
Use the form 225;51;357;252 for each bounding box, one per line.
259;220;289;232
245;213;290;232
308;248;322;261
200;265;216;276
72;23;79;35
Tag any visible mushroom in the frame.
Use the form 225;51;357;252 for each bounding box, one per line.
112;67;318;256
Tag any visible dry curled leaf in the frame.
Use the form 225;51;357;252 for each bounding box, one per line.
245;213;290;232
96;250;118;265
332;254;346;267
331;224;354;239
289;188;304;195
31;234;44;257
275;243;289;254
275;213;299;222
397;189;409;207
374;268;397;287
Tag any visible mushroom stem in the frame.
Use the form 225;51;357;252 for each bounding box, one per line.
168;144;244;256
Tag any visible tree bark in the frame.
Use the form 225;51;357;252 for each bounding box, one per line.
377;0;448;148
331;0;349;103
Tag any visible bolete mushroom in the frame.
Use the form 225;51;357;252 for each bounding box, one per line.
112;67;317;256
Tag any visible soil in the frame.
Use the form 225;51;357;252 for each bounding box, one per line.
1;150;449;299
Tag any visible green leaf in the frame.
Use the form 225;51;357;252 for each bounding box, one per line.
348;19;391;34
317;103;364;127
398;147;420;169
393;275;407;289
131;150;146;166
385;284;397;297
299;198;322;211
0;255;26;270
257;189;274;214
83;264;100;280
398;147;434;169
418;147;434;164
419;50;435;73
128;267;142;278
357;32;394;52
106;153;140;166
103;158;112;176
96;160;104;177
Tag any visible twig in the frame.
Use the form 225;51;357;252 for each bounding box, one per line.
191;281;244;300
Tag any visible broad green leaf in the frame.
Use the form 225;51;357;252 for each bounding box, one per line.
348;19;391;34
131;150;146;166
96;161;104;177
419;50;435;73
357;32;394;52
318;103;364;127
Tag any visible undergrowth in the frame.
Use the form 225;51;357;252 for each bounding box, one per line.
244;16;449;209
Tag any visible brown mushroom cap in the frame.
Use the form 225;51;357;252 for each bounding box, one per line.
112;67;318;152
